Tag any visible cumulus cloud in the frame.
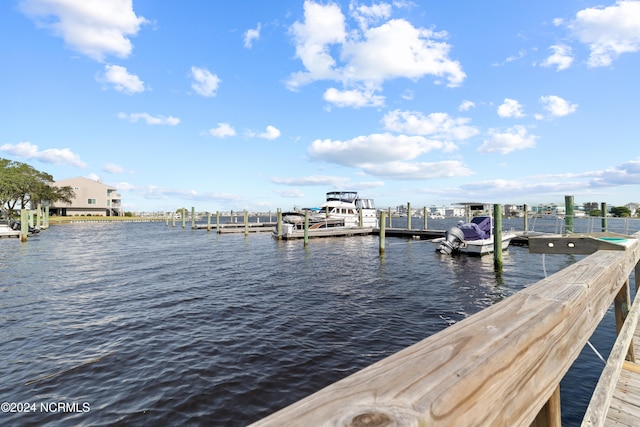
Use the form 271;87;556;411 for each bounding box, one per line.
271;175;352;187
19;0;148;62
323;87;385;108
478;126;538;154
497;98;525;118
459;100;475;111
98;64;144;94
102;162;133;174
569;0;640;67
191;66;221;97
257;125;281;140
383;110;479;141
539;95;578;117
0;141;87;168
117;112;180;125
287;0;465;107
208;123;236;138
244;23;261;48
541;44;574;71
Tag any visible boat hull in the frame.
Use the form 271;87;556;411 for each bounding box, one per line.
432;233;516;256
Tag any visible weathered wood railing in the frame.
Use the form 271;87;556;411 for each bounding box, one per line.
251;232;640;427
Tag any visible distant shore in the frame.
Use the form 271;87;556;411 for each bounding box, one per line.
48;216;165;224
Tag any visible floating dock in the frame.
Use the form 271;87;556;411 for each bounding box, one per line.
193;223;276;233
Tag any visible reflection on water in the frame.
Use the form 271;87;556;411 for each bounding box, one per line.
0;222;620;426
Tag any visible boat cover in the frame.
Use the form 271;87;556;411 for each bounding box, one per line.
458;216;491;240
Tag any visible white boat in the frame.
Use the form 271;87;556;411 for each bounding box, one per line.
276;191;377;238
0;221;20;238
432;215;516;256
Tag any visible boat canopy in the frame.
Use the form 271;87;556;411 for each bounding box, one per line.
326;191;358;203
458;216;492;241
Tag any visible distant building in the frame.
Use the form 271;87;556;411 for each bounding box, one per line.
49;177;122;216
625;203;640;216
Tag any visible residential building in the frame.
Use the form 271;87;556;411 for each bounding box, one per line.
50;177;122;216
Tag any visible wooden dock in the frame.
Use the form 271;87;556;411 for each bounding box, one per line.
251;231;640;426
193;222;276;233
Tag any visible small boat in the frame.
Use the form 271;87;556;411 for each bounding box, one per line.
0;221;20;238
275;191;377;238
432;215;516;256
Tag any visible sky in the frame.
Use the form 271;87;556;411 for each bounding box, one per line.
1;0;640;213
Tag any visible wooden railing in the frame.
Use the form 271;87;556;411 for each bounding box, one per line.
251;232;640;427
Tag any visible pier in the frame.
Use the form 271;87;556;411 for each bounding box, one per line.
250;232;640;426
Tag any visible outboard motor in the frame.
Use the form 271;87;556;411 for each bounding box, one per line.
437;227;465;255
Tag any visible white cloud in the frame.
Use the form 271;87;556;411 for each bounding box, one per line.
287;1;465;107
383;110;479;141
208;123;236;138
541;44;574;71
308;133;446;167
274;189;305;198
478;126;538;154
323;87;385;108
365;160;474;180
539;95;578;117
271;175;351;187
19;0;147;62
98;64;144;94
258;125;281;140
117;112;180;125
244;23;261;48
497;98;525;118
102;162;133;174
459;100;475;111
191;66;221;97
569;0;640;67
0;141;87;168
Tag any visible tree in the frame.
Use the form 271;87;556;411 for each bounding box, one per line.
0;158;75;218
610;206;631;217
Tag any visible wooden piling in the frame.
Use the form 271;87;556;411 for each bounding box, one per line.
216;211;220;232
523;204;528;234
407;202;411;230
36;203;42;230
244;210;249;236
565;195;574;233
601;202;608;232
182;208;186;229
379;211;386;254
207;212;211;231
172;212;176;227
493;204;503;271
304;210;309;247
191;207;195;229
20;209;28;242
44;206;49;229
165;212;169;226
423;207;427;230
276;209;282;240
387;207;392;228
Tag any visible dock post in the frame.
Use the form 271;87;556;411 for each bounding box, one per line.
493;204;503;271
379;211;386;255
359;208;363;227
20;209;28;242
407;202;411;230
304;210;309;247
244;210;249;236
216;211;220;233
36;203;42;230
388;207;392;228
182;208;186;229
191;207;195;229
207;212;211;231
44;206;49;229
165;212;169;226
614;280;636;361
423;207;427;230
601;202;608;231
276;209;282;239
523;204;528;234
565;195;574;233
28;210;34;229
172;212;176;227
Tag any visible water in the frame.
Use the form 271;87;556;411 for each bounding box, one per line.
0;220;628;426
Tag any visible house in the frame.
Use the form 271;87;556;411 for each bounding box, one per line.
49;177;122;216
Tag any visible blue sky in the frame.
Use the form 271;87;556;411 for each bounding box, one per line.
1;0;640;212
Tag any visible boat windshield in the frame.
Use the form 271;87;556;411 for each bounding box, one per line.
326;191;358;203
355;198;375;209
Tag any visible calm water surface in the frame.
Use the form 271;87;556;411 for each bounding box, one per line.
0;220;628;426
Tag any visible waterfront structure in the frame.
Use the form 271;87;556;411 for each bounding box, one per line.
49;177;122;216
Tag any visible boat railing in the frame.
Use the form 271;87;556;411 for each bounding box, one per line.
528;215;640;236
252;232;640;426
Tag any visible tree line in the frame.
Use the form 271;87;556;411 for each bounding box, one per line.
0;158;75;218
